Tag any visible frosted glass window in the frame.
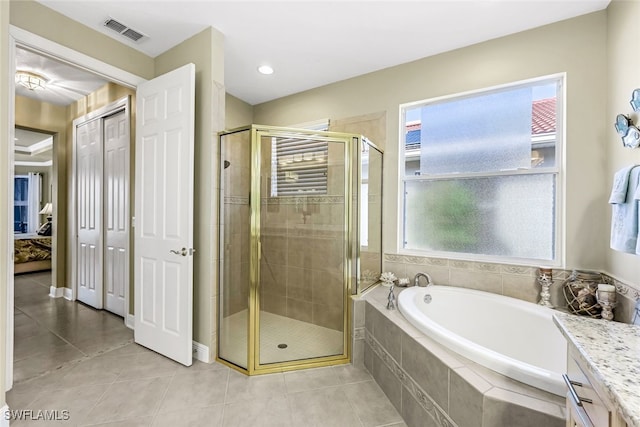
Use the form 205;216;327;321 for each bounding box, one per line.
404;175;555;260
400;76;562;263
420;88;532;175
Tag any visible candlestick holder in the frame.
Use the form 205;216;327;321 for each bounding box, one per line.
537;268;554;308
596;285;617;321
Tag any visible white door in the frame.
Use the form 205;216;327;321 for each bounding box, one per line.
134;63;195;366
77;119;103;309
104;111;129;317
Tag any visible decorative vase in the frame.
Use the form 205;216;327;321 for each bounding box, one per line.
562;270;604;318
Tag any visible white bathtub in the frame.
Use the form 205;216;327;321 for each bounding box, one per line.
397;285;567;396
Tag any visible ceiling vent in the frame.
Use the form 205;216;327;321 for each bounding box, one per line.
103;18;146;42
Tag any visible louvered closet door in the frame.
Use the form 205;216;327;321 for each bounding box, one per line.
77;119;103;309
104;111;129;317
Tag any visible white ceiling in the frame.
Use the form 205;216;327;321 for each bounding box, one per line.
14;128;53;165
34;0;610;105
15;47;108;106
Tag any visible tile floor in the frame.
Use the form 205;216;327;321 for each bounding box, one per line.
8;272;405;427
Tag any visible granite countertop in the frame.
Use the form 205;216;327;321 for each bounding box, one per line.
553;312;640;427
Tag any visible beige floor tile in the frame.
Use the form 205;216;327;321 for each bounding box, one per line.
152;405;224;427
225;370;286;404
288;385;364;426
54;353;132;389
115;352;180;381
222;396;292;427
283;366;342;394
14;344;87;383
81;417;152;427
84;377;171;424
157;369;228;414
342;380;403;427
332;363;374;384
14;383;110;426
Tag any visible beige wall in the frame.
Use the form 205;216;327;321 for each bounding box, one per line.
225;94;253;129
605;0;640;290
155;26;225;350
14;96;67;290
254;12;610;275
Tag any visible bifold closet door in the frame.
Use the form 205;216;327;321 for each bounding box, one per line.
77;119;104;309
104;111;129;317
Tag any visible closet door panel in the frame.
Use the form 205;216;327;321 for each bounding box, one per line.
104;111;129;317
77;120;103;309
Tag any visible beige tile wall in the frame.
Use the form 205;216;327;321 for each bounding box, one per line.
383;253;640;324
260;200;346;331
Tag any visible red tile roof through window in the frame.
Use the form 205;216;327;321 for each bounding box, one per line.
531;98;556;135
406;97;556;136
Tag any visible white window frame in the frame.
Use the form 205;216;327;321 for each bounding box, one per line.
398;73;565;267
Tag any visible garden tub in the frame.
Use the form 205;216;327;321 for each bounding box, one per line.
397;285;567;396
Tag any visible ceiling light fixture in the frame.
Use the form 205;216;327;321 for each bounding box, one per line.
15;71;48;91
258;65;274;75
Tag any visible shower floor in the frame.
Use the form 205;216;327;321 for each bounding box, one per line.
219;310;344;367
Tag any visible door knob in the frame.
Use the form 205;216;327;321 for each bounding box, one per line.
170;247;188;256
169;247;196;256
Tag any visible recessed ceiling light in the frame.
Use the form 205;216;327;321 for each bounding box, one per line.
258;65;274;75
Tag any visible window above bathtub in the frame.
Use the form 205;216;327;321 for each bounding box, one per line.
399;74;564;265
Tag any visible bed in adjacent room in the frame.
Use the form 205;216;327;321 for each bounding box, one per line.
14;234;52;274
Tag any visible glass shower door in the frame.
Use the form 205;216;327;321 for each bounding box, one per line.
256;131;348;366
218;130;251;369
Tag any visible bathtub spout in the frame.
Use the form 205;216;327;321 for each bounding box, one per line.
386;284;396;310
414;272;433;287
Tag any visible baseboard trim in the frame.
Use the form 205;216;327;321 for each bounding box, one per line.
63;288;73;301
125;314;135;330
1;404;9;427
48;286;63;298
192;341;210;363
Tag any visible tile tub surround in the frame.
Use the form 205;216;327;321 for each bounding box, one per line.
553;312;640;427
362;285;566;427
383;253;640;324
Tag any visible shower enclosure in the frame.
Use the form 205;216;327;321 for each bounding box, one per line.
218;125;382;375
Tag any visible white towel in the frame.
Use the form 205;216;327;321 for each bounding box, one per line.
610;165;640;253
609;164;636;203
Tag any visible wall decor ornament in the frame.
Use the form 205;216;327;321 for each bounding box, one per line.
614;113;640;148
630;88;640;112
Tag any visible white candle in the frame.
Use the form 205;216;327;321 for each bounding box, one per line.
597;284;616;292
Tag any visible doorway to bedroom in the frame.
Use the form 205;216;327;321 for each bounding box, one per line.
12;46;134;384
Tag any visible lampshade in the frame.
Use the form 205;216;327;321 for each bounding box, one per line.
39;202;53;216
15;71;48;91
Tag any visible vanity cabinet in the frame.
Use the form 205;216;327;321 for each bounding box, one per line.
565;349;627;427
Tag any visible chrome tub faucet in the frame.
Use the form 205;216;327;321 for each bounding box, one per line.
414;272;433;287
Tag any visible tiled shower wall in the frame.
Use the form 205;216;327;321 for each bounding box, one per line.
259;139;347;331
382;253;640;324
260;198;345;331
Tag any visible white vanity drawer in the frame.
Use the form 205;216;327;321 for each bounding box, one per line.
566;357;611;427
